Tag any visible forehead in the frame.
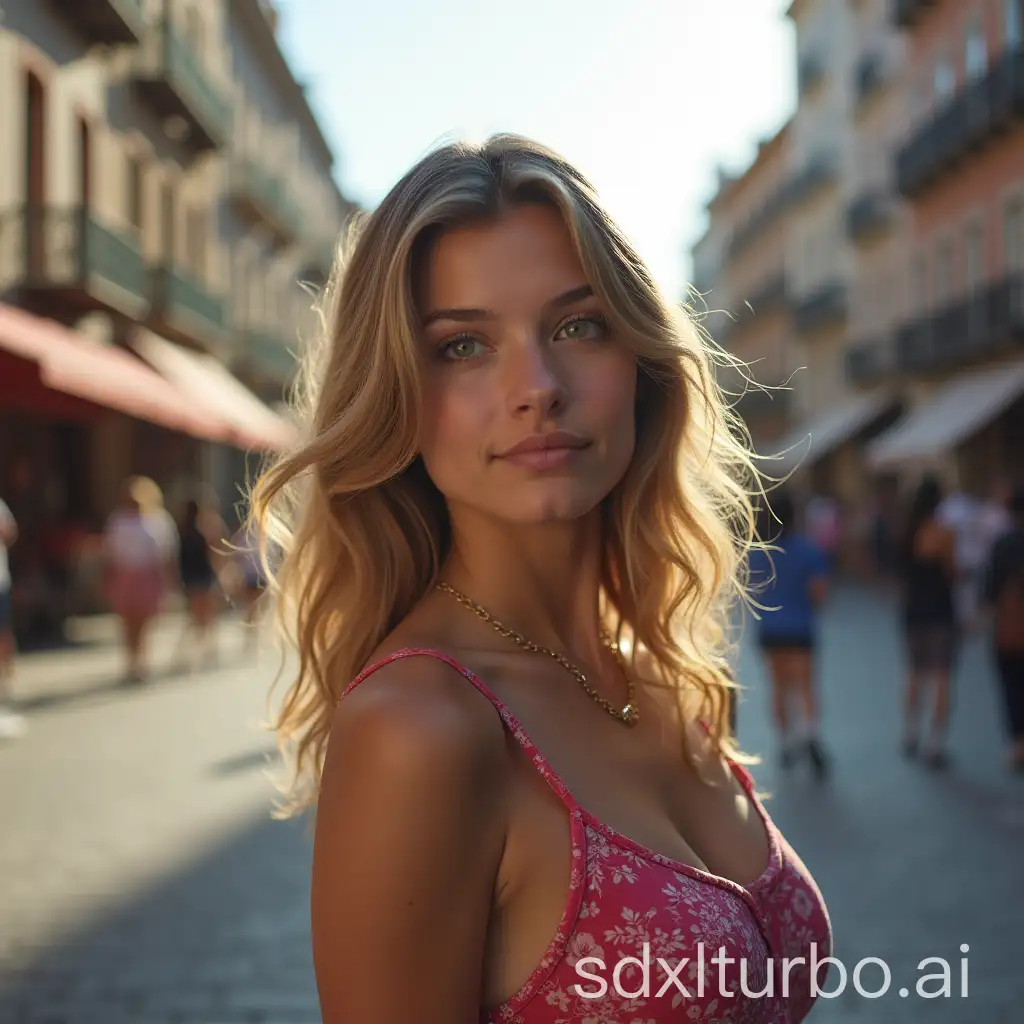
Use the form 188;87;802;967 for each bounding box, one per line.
417;203;587;311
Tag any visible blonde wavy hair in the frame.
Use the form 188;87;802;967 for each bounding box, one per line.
249;134;765;818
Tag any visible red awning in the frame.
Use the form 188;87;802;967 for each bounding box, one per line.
131;329;298;452
0;303;233;443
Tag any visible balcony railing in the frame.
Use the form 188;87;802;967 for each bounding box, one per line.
895;275;1024;373
0;205;147;316
150;265;224;339
845;337;893;385
785;152;839;206
798;53;826;95
227;157;303;243
132;18;232;152
855;53;886;107
244;327;297;381
847;190;896;243
794;282;847;334
726;186;791;261
48;0;145;43
890;0;938;28
735;384;793;425
896;47;1024;197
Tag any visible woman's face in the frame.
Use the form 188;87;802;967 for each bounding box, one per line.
415;203;638;525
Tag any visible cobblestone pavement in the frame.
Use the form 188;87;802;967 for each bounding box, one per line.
0;589;1021;1023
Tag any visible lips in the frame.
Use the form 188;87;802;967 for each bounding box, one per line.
496;431;591;459
493;431;592;472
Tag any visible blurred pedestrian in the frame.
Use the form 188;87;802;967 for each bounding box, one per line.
176;496;227;670
230;517;268;652
748;490;831;776
981;484;1024;772
937;485;985;632
102;477;177;684
805;492;842;572
0;496;25;739
899;475;958;768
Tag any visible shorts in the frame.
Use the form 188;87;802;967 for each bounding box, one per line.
904;623;957;673
0;588;10;633
759;632;815;653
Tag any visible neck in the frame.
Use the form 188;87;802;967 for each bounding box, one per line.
439;504;607;665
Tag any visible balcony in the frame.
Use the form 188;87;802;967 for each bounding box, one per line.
794;282;847;335
726;187;791;261
48;0;145;43
896;47;1024;197
895;275;1024;374
798;52;826;95
785;152;839;207
890;0;938;28
847;190;896;243
227;157;302;244
846;337;893;386
131;18;232;153
0;205;147;318
149;265;225;345
734;383;793;426
855;53;886;108
242;327;297;383
718;275;789;344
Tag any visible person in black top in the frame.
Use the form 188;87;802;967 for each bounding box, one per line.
899;476;958;768
982;485;1024;772
178;497;225;670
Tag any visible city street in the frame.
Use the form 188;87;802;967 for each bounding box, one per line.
0;587;1021;1023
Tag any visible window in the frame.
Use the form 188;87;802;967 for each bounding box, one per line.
965;220;985;292
126;154;144;231
965;16;988;82
77;116;91;208
933;53;956;102
1007;0;1023;48
935;238;954;304
913;253;929;312
185;206;207;279
1005;197;1024;272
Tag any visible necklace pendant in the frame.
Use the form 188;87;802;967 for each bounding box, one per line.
620;703;640;726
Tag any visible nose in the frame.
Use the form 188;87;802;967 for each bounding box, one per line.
503;336;567;417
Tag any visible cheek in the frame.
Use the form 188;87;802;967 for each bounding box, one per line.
418;372;492;470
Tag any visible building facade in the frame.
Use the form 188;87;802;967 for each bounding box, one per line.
693;0;1023;510
0;0;353;637
865;0;1024;491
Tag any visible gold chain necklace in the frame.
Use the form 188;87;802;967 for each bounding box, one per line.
435;581;640;727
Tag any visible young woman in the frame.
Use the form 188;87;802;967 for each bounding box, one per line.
748;491;830;776
250;135;831;1022
899;476;958;768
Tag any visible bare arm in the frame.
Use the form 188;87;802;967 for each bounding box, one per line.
311;657;509;1023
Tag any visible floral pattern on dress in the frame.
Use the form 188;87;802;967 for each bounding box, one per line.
343;648;832;1024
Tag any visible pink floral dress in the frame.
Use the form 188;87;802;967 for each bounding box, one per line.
343;649;832;1023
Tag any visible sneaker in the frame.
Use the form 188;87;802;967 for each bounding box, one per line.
0;708;27;739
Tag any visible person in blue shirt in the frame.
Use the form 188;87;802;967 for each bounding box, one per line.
748;490;831;775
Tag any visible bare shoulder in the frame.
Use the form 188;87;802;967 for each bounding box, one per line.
324;649;510;790
312;651;511;1020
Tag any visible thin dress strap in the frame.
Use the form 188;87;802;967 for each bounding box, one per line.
341;647;580;812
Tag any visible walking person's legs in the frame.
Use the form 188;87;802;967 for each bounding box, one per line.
765;647;797;767
792;647;829;777
0;586;25;738
995;652;1024;771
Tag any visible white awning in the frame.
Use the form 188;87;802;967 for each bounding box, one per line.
761;389;894;474
131;329;298;453
867;358;1024;468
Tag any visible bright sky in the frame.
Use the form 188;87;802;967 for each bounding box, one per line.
276;0;795;300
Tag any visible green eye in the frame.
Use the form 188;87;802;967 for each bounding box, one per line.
556;314;608;340
440;336;483;360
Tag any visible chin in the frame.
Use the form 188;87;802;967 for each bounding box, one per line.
490;483;604;525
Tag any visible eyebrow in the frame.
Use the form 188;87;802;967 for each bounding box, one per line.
420;284;595;328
